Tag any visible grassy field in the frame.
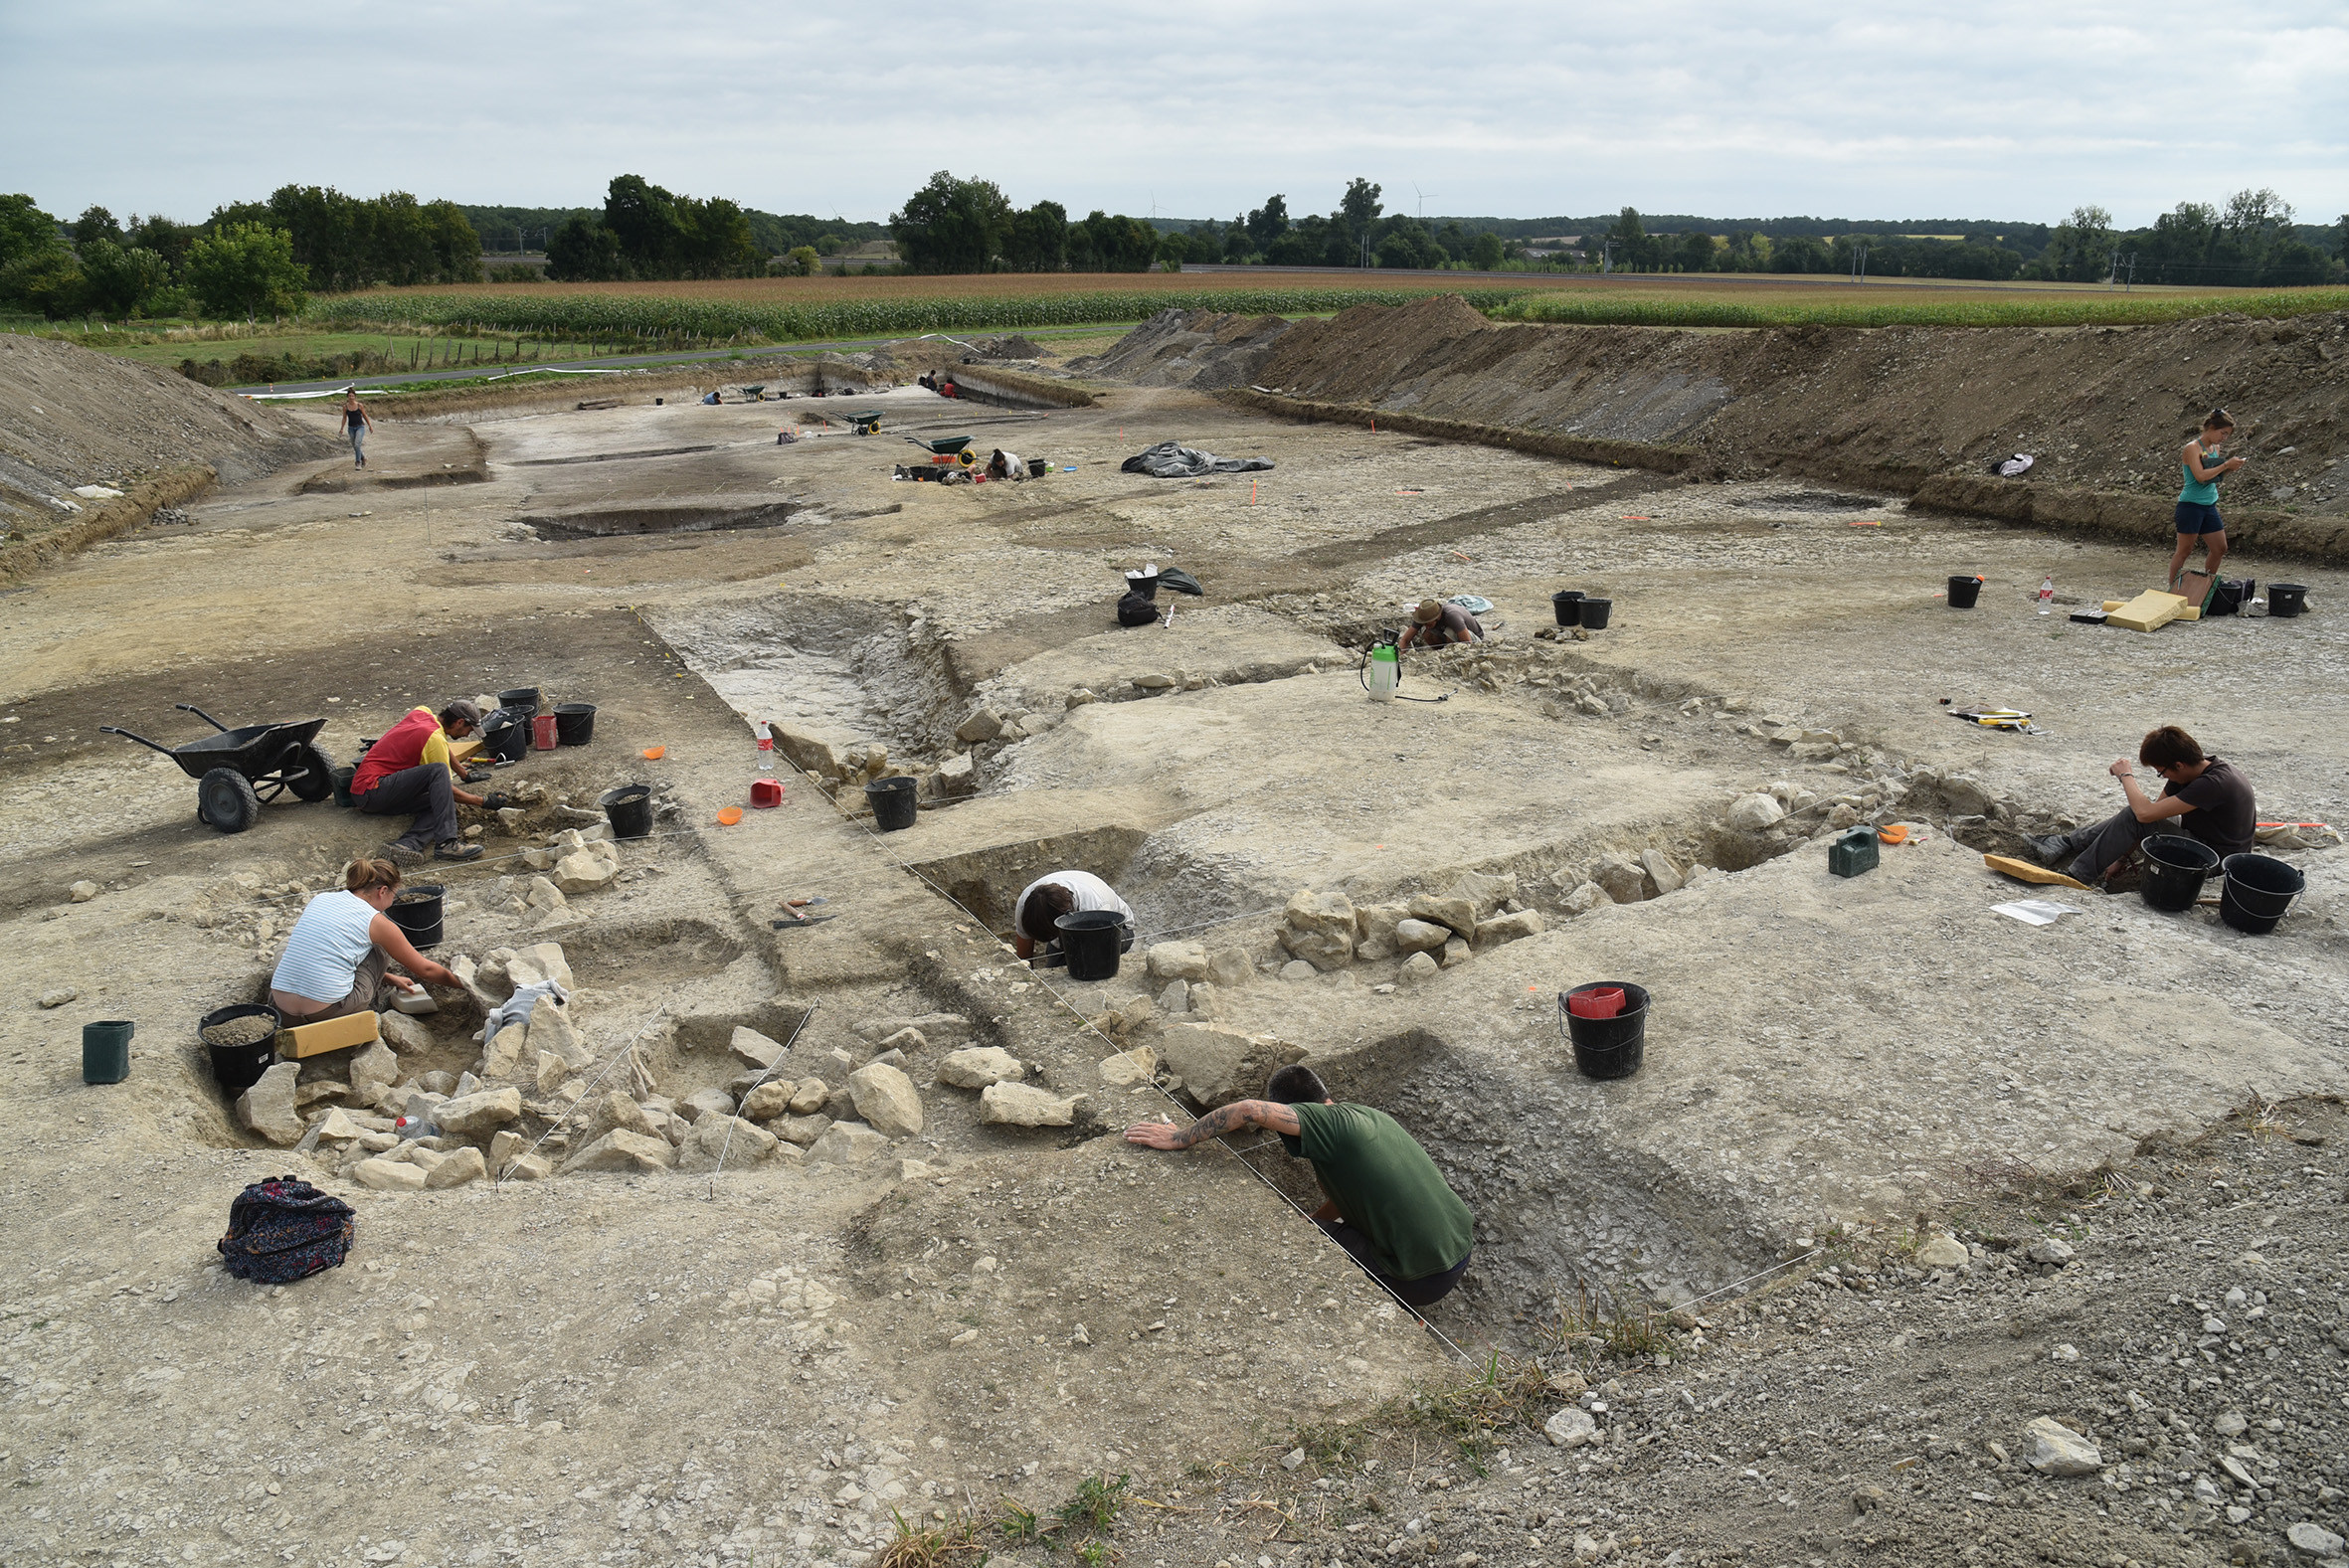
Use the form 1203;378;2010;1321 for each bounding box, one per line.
1493;282;2349;329
31;323;611;375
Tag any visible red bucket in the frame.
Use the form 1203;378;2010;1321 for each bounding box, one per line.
750;779;784;808
1566;987;1625;1019
531;714;558;751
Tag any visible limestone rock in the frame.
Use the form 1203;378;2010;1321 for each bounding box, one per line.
935;753;977;794
730;1026;789;1071
1450;870;1517;916
1281;923;1354;970
489;1130;524;1167
1132;673;1175;691
1279;958;1317;981
680;1088;737;1124
677;1115;780;1173
939;1047;1024;1089
809;1121;891;1164
1206;947;1252;987
2023;1417;2101;1477
502;1153;552;1181
497;943;574;991
353;1157;428;1191
1397;952;1440;987
2286;1523;2346;1557
1392;918;1449;954
1157;978;1190;1014
561;1129;676;1176
312;1108;369;1144
1726;792;1786;831
553;850;616;894
740;1080;799;1121
378;1009;435;1055
436;1087;522;1136
578;1089;665;1145
1099;1047;1157;1087
68;880;99;903
1147;941;1209;982
2026;1236;2077;1266
236;1062;305;1146
524;994;586;1065
875;1026;927;1056
980;1082;1085;1128
349;1039;399;1103
788;1079;829;1115
535;1051;572;1093
1544;1407;1599;1449
1406;893;1477;939
1157;1022;1303;1107
774;1114;832;1147
1440;936;1473;967
1561;881;1609;916
954;707;1006;744
38;987;79;1008
846;1062;923;1138
1475;910;1546;946
523;876;566;916
478;1022;530;1081
1916;1235;1970;1269
1593;858;1648;905
854;1012;970;1043
1353;903;1408;961
1281;890;1356;970
424;1146;487;1189
1640;849;1685;896
1186;979;1220;1018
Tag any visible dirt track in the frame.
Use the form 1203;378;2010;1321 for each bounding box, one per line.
1;335;2346;1568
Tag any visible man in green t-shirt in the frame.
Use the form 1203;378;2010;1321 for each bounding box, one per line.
1124;1066;1475;1307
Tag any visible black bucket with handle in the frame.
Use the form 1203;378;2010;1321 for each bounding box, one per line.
1054;910;1129;982
387;884;445;949
601;784;653;839
865;776;919;831
2139;834;2219;913
498;687;541;715
553;703;597;746
2218;853;2304;935
1558;981;1650;1080
2268;584;2308;618
200;1003;282;1095
1551;591;1584;626
1946;576;1983;609
480;709;529;763
1578;598;1613;630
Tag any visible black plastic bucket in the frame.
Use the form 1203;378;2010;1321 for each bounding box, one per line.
481;710;529;763
387;884;446;949
1551;591;1584;627
2140;834;2219;913
1054;910;1128;982
553;703;597;746
200;1003;281;1094
1559;981;1649;1080
1947;576;1982;609
83;1020;133;1085
331;765;357;807
2269;584;2308;618
602;784;653;839
1578;598;1613;630
865;776;918;831
2219;853;2304;935
498;687;541;715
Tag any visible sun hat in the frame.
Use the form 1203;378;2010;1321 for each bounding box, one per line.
1411;599;1444;625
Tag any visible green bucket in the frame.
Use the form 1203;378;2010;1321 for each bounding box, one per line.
83;1020;134;1085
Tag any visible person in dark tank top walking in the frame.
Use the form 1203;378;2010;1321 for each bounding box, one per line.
340;387;374;469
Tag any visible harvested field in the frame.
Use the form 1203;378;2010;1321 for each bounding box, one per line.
1;326;2346;1568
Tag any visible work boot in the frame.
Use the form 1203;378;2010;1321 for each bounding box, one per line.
385;841;427;867
434;840;484;862
2024;833;2072;866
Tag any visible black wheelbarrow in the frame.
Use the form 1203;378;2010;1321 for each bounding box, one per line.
846;411;883;436
101;704;333;834
902;434;973;456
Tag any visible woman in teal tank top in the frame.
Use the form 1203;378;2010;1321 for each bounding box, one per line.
2170;408;2243;588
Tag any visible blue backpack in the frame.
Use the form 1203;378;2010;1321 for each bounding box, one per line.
217;1175;357;1284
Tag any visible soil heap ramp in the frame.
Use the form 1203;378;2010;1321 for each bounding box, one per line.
1221;295;2349;561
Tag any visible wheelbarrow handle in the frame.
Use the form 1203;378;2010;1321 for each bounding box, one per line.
99;725;176;756
175;703;233;732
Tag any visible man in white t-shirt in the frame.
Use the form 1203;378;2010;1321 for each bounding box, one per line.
1011;869;1137;964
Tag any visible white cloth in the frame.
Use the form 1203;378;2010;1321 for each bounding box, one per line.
271;891;381;1005
482;980;570;1043
1012;870;1134;942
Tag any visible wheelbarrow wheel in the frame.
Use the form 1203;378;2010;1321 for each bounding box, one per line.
285;743;335;802
197;767;262;833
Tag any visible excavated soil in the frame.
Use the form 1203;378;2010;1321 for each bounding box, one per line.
1;325;2346;1568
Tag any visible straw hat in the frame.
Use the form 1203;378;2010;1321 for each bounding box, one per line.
1411;599;1444;625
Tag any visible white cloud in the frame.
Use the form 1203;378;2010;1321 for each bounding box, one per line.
3;0;2341;228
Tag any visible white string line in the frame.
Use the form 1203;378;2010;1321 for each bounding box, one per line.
708;1002;819;1195
490;1003;667;1189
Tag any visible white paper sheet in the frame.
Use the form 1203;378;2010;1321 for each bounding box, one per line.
1991;899;2082;927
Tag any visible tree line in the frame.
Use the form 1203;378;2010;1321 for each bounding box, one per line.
0;186;483;320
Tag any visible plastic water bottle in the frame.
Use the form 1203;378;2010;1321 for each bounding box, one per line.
395;1112;438;1140
754;719;775;776
2038;577;2055;615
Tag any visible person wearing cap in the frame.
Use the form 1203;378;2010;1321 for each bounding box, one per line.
340;388;374;469
349;700;503;863
1124;1064;1475;1308
1395;598;1482;652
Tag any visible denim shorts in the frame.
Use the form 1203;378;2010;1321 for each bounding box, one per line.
2175;502;2225;535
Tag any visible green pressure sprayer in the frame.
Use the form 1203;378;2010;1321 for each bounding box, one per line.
1360;632;1449;704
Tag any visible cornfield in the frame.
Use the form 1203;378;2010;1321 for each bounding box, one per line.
308;286;1527;345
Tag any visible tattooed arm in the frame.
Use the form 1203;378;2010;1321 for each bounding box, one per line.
1124;1099;1302;1151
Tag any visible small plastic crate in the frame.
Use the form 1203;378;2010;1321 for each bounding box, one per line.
1827;826;1880;879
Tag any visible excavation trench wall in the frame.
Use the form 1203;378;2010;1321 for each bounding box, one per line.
1225;296;2349;563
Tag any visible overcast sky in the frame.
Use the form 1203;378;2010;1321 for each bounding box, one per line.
4;1;2344;232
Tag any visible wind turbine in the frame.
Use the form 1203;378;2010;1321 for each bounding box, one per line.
1413;183;1438;221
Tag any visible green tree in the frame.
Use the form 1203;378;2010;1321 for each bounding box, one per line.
891;171;1012;273
1002;202;1068;271
125;213;197;274
0;252;87;317
1069;211;1158;271
1245;195;1290;252
1340;178;1383;237
1605;207;1648;269
0;193;66;267
1678;231;1717;271
1768;235;1830;273
1469;231;1504;270
74;205;124;250
78;240;170;314
183;223;307;319
1374;218;1443;268
545;214;624;281
605;174;686;274
783;246;820;276
2045;204;2114;281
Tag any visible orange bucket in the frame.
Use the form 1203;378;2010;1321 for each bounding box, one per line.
1566;987;1625;1020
